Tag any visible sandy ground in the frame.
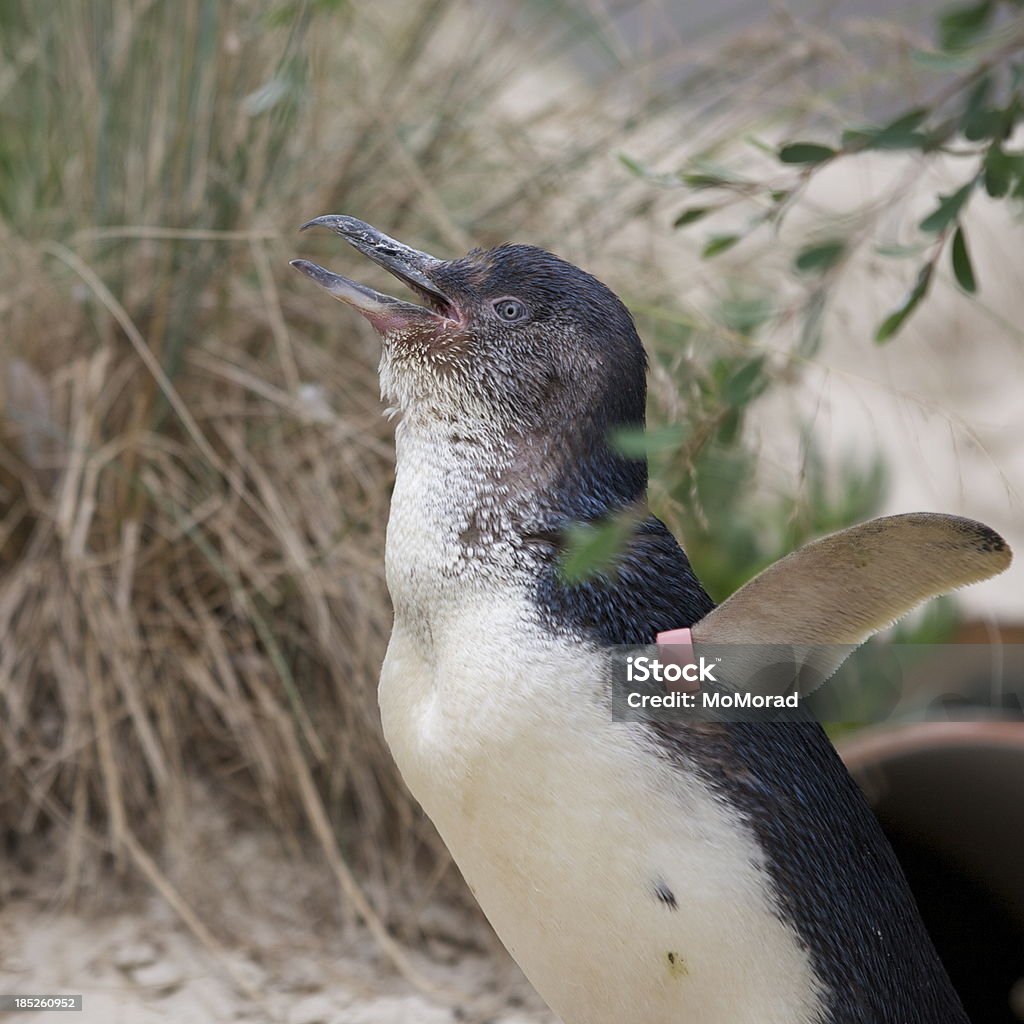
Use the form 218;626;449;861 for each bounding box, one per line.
0;888;555;1024
1;900;559;1024
0;798;556;1024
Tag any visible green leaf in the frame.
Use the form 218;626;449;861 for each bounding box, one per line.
879;108;930;137
962;75;994;140
678;159;742;190
618;153;647;177
842;108;929;152
560;517;632;583
716;406;742;445
1003;97;1024;142
723;357;768;407
982;144;1020;197
875;263;934;343
798;290;828;357
702;234;741;258
778;142;836;165
875;241;929;259
965;106;1004;141
840;128;873;150
951;225;977;293
681;172;731;190
610;424;688;458
795;239;846;273
673;206;712;227
918;181;975;233
719;295;774;335
937;0;994;51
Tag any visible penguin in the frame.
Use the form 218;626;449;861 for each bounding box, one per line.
291;217;1013;1024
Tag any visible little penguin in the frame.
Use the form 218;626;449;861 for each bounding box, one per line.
291;217;1013;1024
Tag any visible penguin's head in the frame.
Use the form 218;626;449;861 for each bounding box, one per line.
291;217;647;452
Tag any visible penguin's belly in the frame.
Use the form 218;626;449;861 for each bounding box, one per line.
379;599;826;1024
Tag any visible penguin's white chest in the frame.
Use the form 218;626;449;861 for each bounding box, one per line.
379;593;826;1024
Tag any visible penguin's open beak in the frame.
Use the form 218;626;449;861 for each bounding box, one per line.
290;216;458;333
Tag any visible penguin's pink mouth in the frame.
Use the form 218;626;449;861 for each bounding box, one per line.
290;215;461;335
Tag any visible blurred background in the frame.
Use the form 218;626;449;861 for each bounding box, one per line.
0;1;1021;1022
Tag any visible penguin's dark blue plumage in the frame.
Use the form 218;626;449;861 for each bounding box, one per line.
529;344;969;1022
538;508;968;1024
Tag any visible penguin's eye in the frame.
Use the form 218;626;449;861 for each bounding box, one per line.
492;297;529;323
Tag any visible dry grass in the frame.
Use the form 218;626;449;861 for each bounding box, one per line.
0;0;750;940
0;234;408;894
0;0;912;963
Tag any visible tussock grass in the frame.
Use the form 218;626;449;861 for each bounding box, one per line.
0;0;541;923
0;0;762;937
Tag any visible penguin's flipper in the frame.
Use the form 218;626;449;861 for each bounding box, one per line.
691;513;1012;649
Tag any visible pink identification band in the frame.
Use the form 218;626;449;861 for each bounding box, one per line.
655;626;699;693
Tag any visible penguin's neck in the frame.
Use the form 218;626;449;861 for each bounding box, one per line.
385;406;645;624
